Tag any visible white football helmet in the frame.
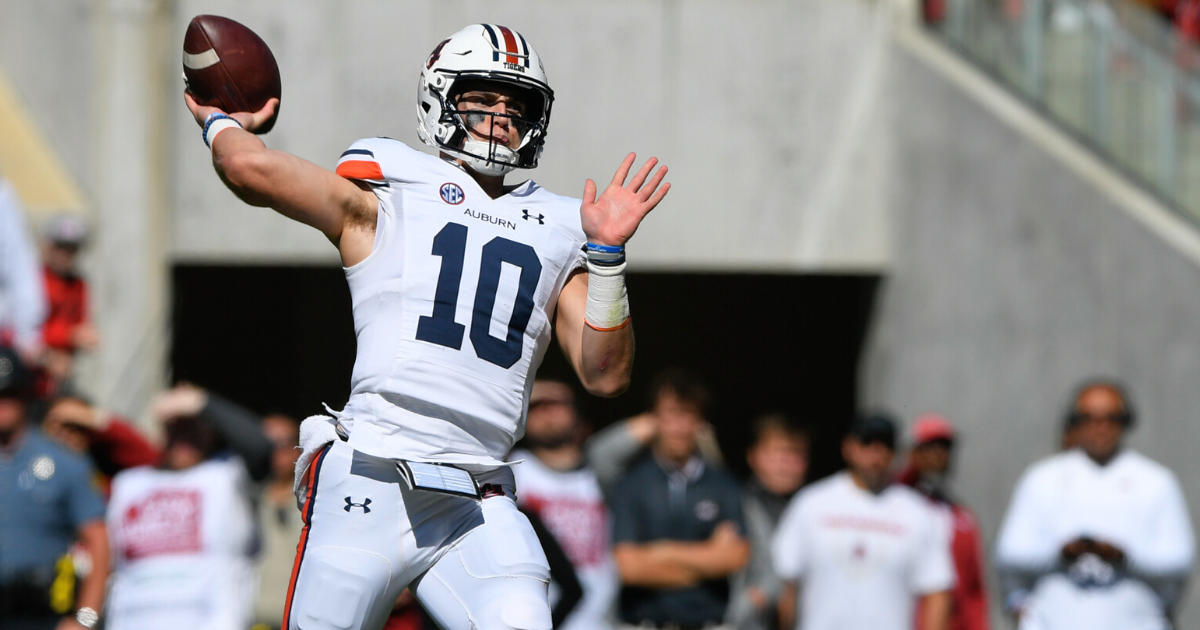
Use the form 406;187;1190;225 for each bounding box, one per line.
417;24;554;177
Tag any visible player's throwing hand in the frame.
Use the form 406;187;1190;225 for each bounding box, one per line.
184;91;279;134
581;153;670;247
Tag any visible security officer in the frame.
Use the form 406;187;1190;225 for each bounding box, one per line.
0;347;108;630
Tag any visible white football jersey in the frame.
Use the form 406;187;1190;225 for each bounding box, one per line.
772;472;954;630
331;139;587;467
105;458;258;630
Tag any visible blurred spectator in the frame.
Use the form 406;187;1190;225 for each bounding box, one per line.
726;414;808;630
588;399;726;501
995;380;1194;630
896;414;989;630
253;413;303;630
37;215;97;398
40;395;159;496
773;413;953;630
1177;0;1200;43
0;178;47;360
1060;408;1083;451
923;0;947;24
0;347;108;630
104;384;273;630
610;369;749;630
510;379;613;630
522;504;585;628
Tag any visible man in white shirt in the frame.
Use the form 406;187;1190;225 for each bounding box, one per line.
772;413;953;630
510;380;617;630
995;380;1194;630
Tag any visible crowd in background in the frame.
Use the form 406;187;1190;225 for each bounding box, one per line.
922;0;1200;45
0;173;1195;630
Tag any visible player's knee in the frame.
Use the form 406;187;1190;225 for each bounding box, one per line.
287;547;394;630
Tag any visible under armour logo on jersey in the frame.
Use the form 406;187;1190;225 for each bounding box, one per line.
440;182;465;205
344;497;372;513
522;209;544;224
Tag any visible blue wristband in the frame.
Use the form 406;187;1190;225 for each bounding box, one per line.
585;242;625;266
202;113;241;148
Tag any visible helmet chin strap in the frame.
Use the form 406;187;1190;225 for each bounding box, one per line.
459;135;518;176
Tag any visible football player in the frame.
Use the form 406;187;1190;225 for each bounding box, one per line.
183;23;668;630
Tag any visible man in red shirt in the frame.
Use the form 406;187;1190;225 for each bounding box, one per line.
896;414;990;630
39;215;98;396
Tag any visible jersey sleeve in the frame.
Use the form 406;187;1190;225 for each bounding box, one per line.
771;493;808;581
911;503;955;594
336;140;388;187
336;138;443;189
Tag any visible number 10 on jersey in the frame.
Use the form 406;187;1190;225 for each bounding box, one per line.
415;222;542;369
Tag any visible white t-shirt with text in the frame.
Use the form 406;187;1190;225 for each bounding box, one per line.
772;472;954;630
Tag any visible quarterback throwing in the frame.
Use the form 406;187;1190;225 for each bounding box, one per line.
184;24;669;630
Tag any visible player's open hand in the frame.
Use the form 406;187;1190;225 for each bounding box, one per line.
184;91;278;134
581;153;670;247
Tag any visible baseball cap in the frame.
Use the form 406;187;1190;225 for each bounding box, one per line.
848;413;897;450
0;346;33;399
41;214;88;247
912;413;956;445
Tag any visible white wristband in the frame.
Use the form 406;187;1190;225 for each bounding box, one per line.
205;117;242;149
585;260;630;331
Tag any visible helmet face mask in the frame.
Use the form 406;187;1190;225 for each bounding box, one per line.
417;25;554;177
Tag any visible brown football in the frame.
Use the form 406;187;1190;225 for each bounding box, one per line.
183;15;281;133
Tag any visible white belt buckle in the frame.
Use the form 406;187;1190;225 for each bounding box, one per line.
395;460;481;499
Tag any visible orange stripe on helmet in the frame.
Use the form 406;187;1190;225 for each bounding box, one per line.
497;25;520;65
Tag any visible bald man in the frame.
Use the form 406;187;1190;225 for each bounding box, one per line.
996;380;1194;630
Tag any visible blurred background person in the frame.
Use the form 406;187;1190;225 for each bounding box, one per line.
1059;410;1083;451
610;369;749;630
510;379;615;630
37;215;97;400
726;414;808;630
0;177;46;363
252;412;302;630
104;383;273;630
587;391;726;501
896;414;989;630
40;394;159;497
995;380;1194;630
773;413;953;630
0;347;108;630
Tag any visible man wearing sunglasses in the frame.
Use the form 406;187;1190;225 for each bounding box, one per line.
996;380;1194;630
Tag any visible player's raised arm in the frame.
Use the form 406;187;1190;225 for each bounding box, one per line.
184;93;378;266
555;153;670;397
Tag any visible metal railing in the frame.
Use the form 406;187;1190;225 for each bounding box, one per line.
929;0;1200;221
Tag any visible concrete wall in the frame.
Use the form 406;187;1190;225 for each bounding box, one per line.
861;34;1200;627
167;0;892;271
0;0;896;416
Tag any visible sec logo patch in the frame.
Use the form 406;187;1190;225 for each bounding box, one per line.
695;499;719;522
440;182;465;205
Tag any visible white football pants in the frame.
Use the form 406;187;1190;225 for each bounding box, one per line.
283;440;552;630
